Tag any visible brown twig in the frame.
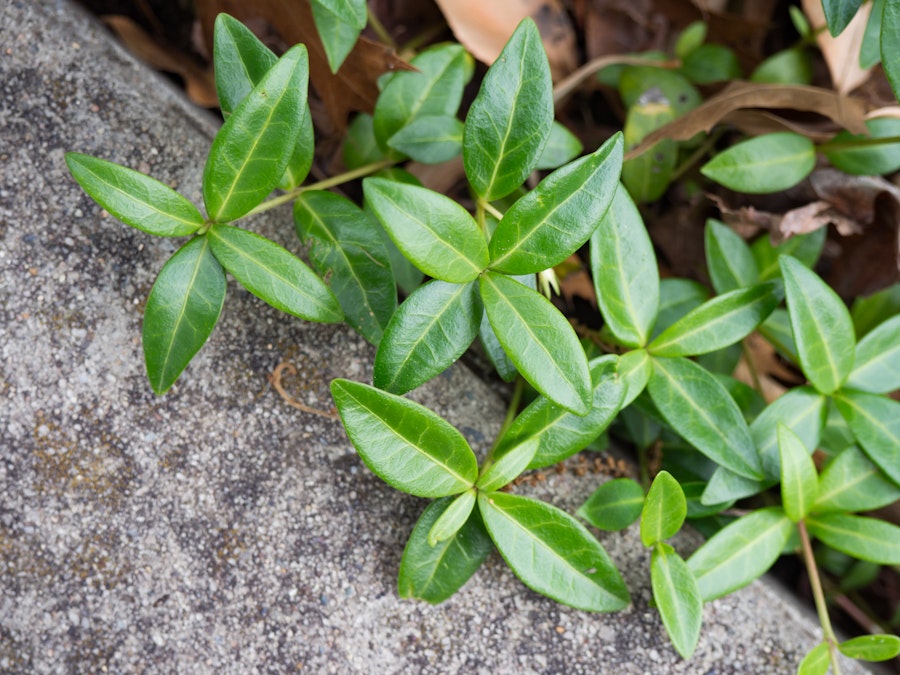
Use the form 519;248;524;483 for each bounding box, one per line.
268;362;340;420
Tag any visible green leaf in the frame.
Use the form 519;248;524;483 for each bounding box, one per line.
759;308;799;363
781;255;855;394
428;488;477;546
373;44;472;155
398;497;493;604
617;348;652;407
363;177;488;283
577;478;645;531
675;21;707;60
477;491;630;611
807;513;900;564
861;0;886;68
680;44;741;84
648;281;781;357
293;191;395;344
852;283;900;338
203;45;308;222
833;389;900;485
621;98;677;203
480;271;591;414
750;48;812;85
310;1;362;73
65;153;204;237
366;169;425;294
387;115;463;164
752;228;825;282
838;634;900;662
640;471;687;546
480;311;517;382
278;104;315;190
535;121;583;170
489;133;623;275
751;386;826;480
648;357;763;480
701;133;815;194
477;437;540;493
590;184;659;348
343;113;386;170
463;19;553;200
704;219;759;294
143;237;226;394
701;468;769;505
206;225;341;322
683;482;733;519
846;314;900;393
652;279;709;339
619;66;702;116
815;446;900;513
824;117;900;175
212;14;276;114
798;643;831;675
494;355;625;470
687;506;793;601
822;0;863;36
310;0;366;29
330;379;478;497
881;0;900;99
373;280;481;394
651;543;703;660
777;424;818;522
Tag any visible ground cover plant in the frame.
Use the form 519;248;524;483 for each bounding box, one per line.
68;1;900;671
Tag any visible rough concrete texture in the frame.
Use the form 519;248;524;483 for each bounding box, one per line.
0;1;872;672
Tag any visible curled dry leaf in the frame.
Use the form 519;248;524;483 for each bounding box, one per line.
810;169;900;226
433;0;577;80
801;0;873;95
777;200;860;243
625;81;870;160
102;15;218;108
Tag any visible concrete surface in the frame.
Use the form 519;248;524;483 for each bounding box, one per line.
0;1;870;672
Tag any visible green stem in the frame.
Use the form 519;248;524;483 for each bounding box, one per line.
366;7;395;49
798;519;843;675
475;198;489;238
244;159;395;217
669;129;724;182
486;376;525;462
483;201;504;221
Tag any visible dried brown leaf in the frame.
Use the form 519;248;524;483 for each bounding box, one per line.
809;169;900;225
801;0;872;95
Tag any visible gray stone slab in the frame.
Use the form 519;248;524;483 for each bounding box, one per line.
0;1;871;672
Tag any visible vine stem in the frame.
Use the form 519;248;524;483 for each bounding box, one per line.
485;376;525;463
798;519;843;675
366;7;395;49
244;159;395;217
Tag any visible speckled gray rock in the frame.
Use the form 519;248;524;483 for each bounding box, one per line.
0;2;872;673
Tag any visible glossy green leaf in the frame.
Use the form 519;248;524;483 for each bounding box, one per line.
480;271;591;414
781;255;855;394
428;488;477;546
701;467;769;505
833;390;900;485
143;237;226;394
293;191;395;344
203;45;308;222
750;48;812;85
704;219;759;294
758;308;799;363
398;497;493;604
683;482;733;519
206;225;342;322
366;168;424;294
478;491;630;611
535;121;583;170
640;471;687;546
374;44;472;155
752;228;825;282
489;133;623;274
212;14;276;114
821;399;857;454
798;642;831;675
751;386;826;480
822;0;863;36
590;184;659;348
343;113;386;170
310;0;362;73
330;379;478;497
701;133;815;194
65;153;203;237
617;349;652;407
807;513;900;564
277;104;314;190
882;0;900;99
648;281;781;357
311;0;366;29
477;437;540;493
777;424;818;522
618;402;662;452
824;117;900;175
480;312;517;382
494;355;624;470
652;279;709;339
373;280;481;394
675;21;707;59
815;445;900;513
861;0;886;68
463;19;553;200
648;357;763;479
680;43;741;84
846;314;900;393
851;283;900;338
621;98;677;203
687;506;793;601
838;634;900;661
651;543;703;659
387;115;463;164
577;478;645;531
364;177;488;283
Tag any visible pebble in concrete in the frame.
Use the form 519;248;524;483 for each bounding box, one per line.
0;1;871;672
